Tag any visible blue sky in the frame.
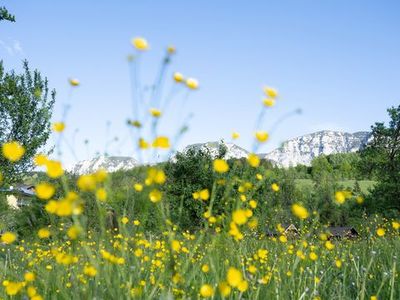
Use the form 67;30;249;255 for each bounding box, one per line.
1;0;399;165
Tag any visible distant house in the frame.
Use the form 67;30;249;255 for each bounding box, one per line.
0;185;35;209
266;223;299;237
327;227;359;240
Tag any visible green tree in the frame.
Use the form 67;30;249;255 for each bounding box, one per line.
0;6;15;22
361;105;400;216
0;61;55;185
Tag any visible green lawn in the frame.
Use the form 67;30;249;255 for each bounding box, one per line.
295;179;377;194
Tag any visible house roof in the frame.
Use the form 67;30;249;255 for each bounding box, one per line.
0;185;35;197
327;227;358;236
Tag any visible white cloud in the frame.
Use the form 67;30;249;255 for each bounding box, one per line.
0;38;24;56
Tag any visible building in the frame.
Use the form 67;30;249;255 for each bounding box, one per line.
266;223;299;237
0;185;35;209
327;227;359;240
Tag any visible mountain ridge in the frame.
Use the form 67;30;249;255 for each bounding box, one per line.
67;130;371;174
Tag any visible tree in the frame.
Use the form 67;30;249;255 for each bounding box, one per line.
361;105;400;216
0;7;15;22
0;61;56;184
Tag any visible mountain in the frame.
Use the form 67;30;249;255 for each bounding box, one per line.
66;155;138;175
263;130;371;167
66;131;371;173
177;140;249;160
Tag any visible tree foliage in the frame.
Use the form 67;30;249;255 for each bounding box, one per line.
361;105;400;215
0;6;15;22
0;61;55;184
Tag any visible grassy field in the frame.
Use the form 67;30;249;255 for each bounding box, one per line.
295;179;377;195
1;221;399;299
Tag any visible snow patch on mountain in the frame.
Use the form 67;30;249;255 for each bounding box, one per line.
263;130;371;167
66;155;138;175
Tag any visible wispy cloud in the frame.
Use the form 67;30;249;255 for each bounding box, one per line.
0;39;24;56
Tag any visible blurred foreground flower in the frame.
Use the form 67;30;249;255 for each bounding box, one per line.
132;37;149;51
52;122;65;133
69;78;80;86
2;141;25;162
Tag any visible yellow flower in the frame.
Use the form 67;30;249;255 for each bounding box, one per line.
69;78;80;86
147;168;166;184
83;265;97;277
263;86;278;98
370;296;377;300
132;37;149;51
171;240;181;252
335;191;346;204
133;220;140;226
37;228;51;239
94;169;108;182
227;267;242;287
213;159;229;173
376;228;385;237
291;203;309;219
325;240;335;250
52;122;65;133
392;221;399;230
1;232;16;244
248;217;258;229
5;281;23;296
24;272;35;282
249;200;257;209
167;45;176;54
77;174;96;191
255;131;269;143
279;235;287;243
134;183;143;192
2;141;25;162
218;281;231;297
67;225;81;240
149;189;162;203
34;154;48;166
96;188;107;201
173;72;184;82
237;280;248;292
309;252;318;261
232;132;240;139
35;182;55;200
201;264;210;273
121;217;129;224
152;136;170;149
335;259;342;268
263;98;275;107
149;108;162;118
232;209;248;225
27;286;37;297
271;183;280;192
45;160;64;178
199;189;210;200
138;138;150;149
200;284;214;298
247;153;260;168
356;196;364;204
248;265;257;274
55;200;73;216
45;200;58;214
186;78;199;89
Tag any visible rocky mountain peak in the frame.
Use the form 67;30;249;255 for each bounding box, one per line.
263;130;371;167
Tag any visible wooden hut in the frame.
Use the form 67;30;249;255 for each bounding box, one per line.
266;223;299;238
327;227;359;240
